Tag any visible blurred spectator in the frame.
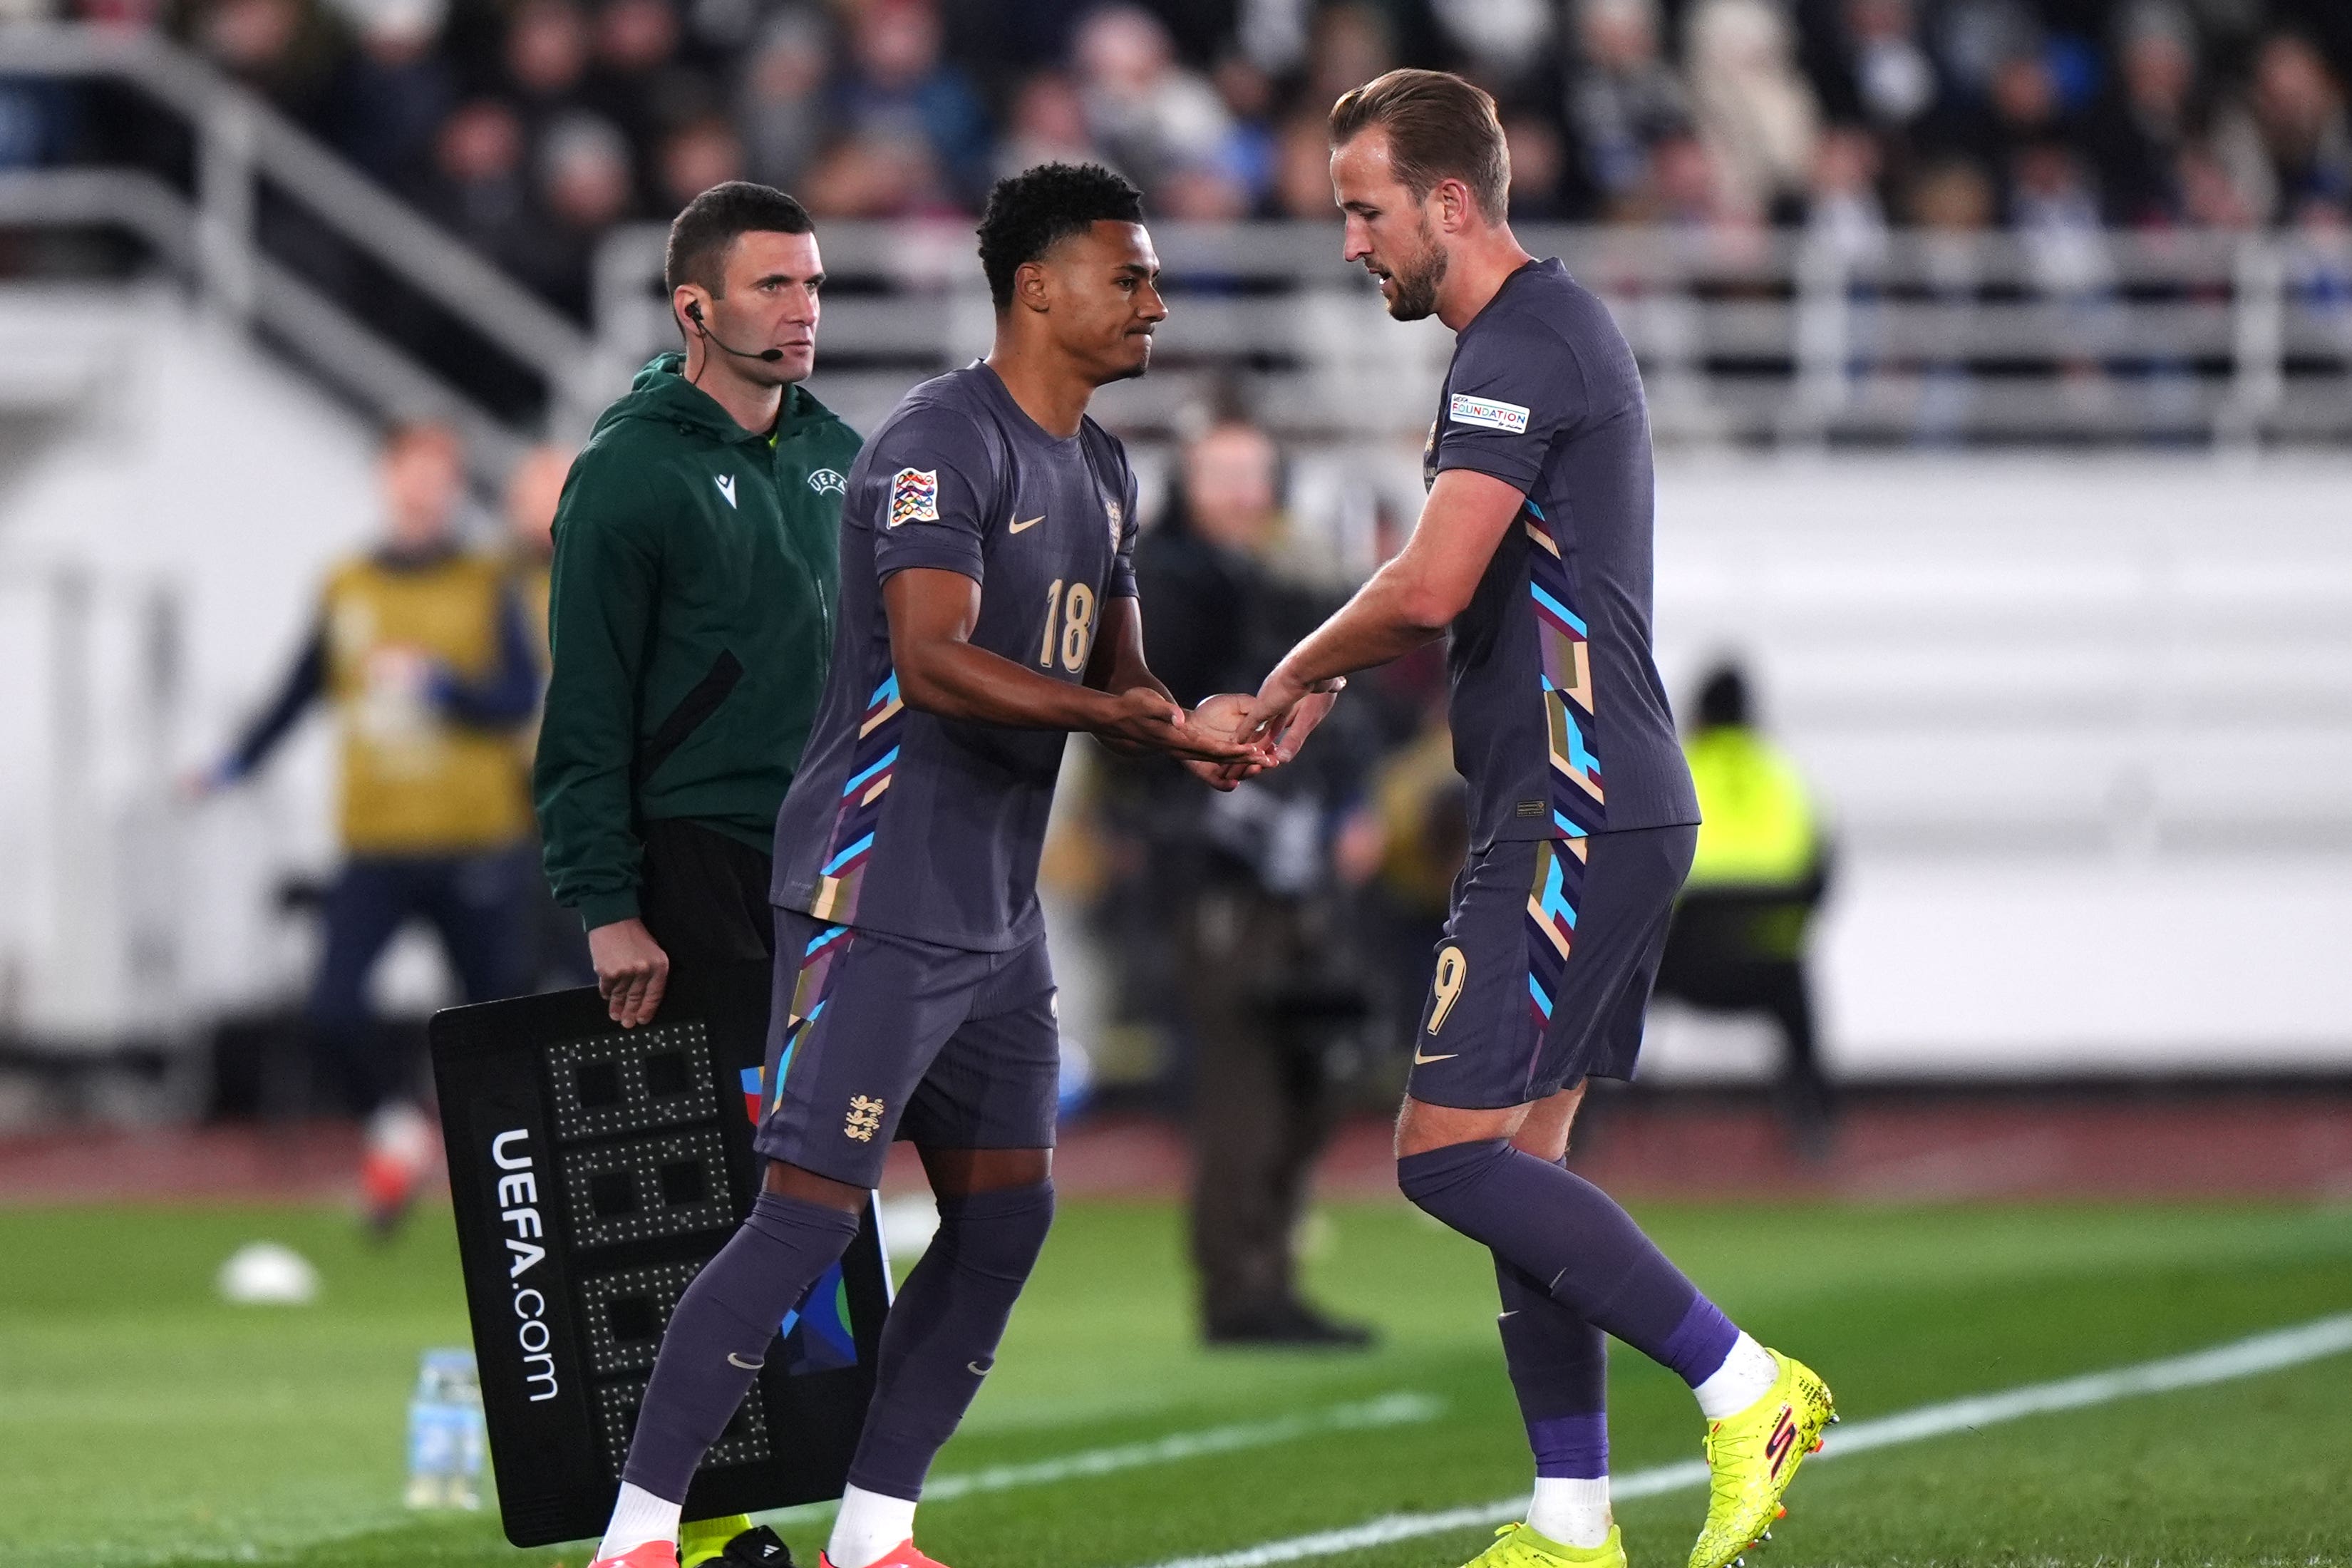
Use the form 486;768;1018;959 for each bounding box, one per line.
996;68;1100;182
1688;0;1820;222
512;110;636;316
582;0;706;159
502;0;590;125
421;97;530;260
737;6;831;190
1273;106;1338;218
832;0;990;204
1504;111;1571;221
1805;123;1889;262
189;0;346;128
1073;4;1230;200
325;0;452;186
1910;152;1996;232
2214;32;2352;227
656;113;744;214
2088;3;2203;226
1114;417;1378;1348
1566;0;1691;217
1426;0;1554;99
1651;663;1836;1154
1646;131;1731;229
1303;3;1397;120
800;128;945;217
1811;0;1941;138
2012;140;2111;298
192;421;539;1230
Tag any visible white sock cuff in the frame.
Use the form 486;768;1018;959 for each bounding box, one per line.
1527;1475;1613;1549
1693;1331;1779;1420
827;1482;920;1568
599;1481;683;1562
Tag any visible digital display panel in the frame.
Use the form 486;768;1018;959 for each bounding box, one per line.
432;986;891;1547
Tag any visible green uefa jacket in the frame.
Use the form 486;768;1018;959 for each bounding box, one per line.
535;354;861;930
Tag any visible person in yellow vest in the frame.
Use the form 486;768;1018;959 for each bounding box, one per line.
199;421;542;1229
1651;662;1837;1151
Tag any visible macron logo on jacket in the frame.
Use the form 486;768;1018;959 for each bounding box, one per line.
715;474;738;508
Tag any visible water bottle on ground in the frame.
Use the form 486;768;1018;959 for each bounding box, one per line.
405;1348;487;1509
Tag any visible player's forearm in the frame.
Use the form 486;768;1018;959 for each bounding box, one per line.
1271;564;1449;693
896;638;1128;733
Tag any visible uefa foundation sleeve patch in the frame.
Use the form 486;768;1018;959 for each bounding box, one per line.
1449;393;1531;433
888;468;940;528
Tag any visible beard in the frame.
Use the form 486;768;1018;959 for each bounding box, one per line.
1383;220;1448;321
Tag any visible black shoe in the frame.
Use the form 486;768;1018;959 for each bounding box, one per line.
1205;1299;1378;1349
716;1526;795;1568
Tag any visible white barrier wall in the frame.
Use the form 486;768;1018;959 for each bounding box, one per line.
1643;457;2352;1080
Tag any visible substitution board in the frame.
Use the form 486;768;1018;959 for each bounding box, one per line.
431;985;892;1546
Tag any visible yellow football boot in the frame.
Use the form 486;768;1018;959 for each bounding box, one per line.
1686;1351;1836;1568
1461;1521;1626;1568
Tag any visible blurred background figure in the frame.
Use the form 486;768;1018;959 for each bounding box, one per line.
500;443;592;993
1110;416;1378;1348
189;421;540;1231
1651;664;1835;1155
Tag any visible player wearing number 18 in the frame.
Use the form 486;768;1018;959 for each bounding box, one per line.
586;163;1267;1568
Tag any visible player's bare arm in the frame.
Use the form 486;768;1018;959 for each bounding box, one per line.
1242;466;1525;737
884;566;1267;765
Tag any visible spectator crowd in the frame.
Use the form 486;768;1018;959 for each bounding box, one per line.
31;0;2352;318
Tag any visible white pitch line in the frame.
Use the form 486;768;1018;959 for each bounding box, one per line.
1130;1312;2352;1568
759;1392;1447;1523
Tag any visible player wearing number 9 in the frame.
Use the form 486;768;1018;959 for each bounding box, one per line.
585;165;1273;1568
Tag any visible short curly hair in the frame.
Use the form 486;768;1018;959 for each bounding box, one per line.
976;162;1146;312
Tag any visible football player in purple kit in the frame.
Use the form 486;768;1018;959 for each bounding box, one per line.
585;163;1271;1568
1237;72;1837;1568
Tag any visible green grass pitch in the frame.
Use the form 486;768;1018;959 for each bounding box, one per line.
4;1195;2348;1567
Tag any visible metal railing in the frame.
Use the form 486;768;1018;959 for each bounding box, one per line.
597;219;2352;452
0;23;601;470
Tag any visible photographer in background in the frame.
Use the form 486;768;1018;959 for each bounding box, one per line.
1122;416;1380;1348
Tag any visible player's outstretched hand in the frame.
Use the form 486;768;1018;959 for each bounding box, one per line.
1100;686;1272;767
1237;669;1346;762
588;917;669;1028
1184;693;1272;790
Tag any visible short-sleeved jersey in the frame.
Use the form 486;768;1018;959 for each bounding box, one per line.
770;363;1139;951
1428;257;1699;847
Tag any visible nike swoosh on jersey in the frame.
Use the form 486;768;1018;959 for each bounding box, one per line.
1412;1046;1459;1064
1008;514;1043;533
727;1351;765;1369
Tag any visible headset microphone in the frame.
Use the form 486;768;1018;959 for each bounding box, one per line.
686;299;785;363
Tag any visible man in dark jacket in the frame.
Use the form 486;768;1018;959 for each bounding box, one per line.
1128;417;1378;1347
532;182;860;1568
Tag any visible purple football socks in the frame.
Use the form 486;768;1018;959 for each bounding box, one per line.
621;1192;862;1502
1495;1253;1610;1478
846;1181;1056;1500
1398;1140;1738;1386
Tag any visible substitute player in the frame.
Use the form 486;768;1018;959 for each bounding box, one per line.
1239;73;1836;1568
587;163;1267;1568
